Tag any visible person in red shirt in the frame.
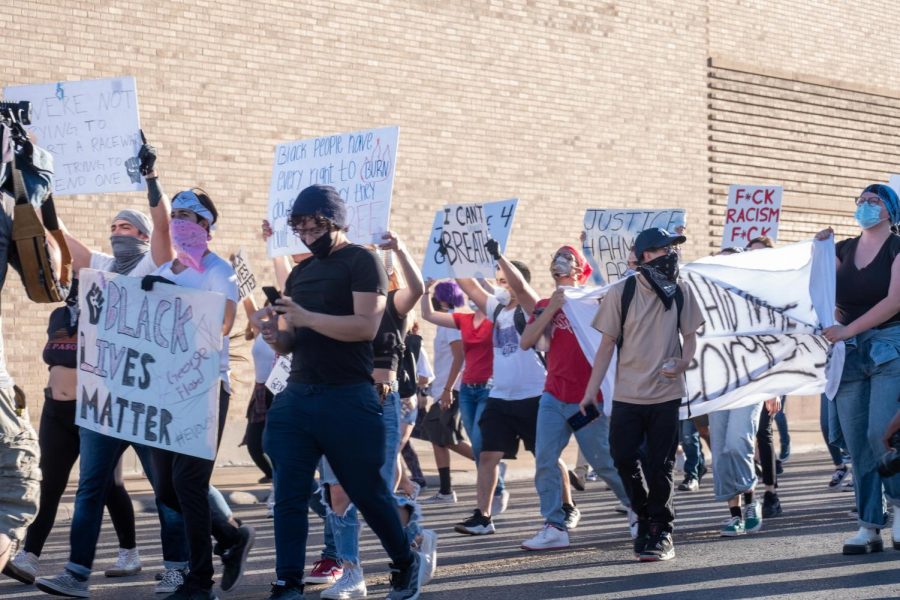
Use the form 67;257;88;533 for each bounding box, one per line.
519;245;630;551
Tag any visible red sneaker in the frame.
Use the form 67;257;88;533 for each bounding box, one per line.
305;558;343;584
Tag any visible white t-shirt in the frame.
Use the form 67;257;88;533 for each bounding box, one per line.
431;325;462;394
417;346;434;383
153;253;239;390
485;295;546;400
90;251;157;277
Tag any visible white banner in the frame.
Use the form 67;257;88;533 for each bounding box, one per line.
76;269;225;460
265;355;292;395
230;249;257;300
582;208;685;283
267;126;399;257
721;184;782;248
4;76;144;196
563;239;841;417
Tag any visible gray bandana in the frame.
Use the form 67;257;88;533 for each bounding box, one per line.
110;235;150;274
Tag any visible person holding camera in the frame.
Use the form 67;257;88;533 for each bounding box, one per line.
817;183;900;556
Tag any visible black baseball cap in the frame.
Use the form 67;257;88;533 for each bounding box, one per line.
633;227;686;262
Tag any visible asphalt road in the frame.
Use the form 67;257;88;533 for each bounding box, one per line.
1;454;898;599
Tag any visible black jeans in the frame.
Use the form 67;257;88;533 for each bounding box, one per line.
756;406;777;487
25;394;135;556
609;399;681;532
151;385;240;592
244;421;272;480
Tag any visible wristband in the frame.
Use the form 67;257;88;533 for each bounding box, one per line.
147;177;165;208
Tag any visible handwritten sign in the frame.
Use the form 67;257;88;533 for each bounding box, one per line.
582;208;685;282
4;77;144;196
265;354;292;395
721;184;782;247
421;198;517;280
888;175;900;200
75;269;225;460
230;249;257;300
267;126;399;257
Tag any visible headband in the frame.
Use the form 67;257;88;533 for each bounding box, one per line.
172;190;216;229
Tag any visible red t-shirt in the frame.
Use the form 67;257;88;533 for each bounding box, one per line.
531;298;602;404
452;312;493;384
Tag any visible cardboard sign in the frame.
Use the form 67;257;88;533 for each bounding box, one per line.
75;269;225;460
721;184;782;248
265;354;292;395
4;77;144;196
267;126;399;257
887;174;900;200
230;249;257;300
421;198;517;280
582;208;685;282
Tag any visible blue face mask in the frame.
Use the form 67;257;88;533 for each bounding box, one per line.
855;202;885;230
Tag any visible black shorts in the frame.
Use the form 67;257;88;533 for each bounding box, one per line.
479;396;540;459
423;392;466;448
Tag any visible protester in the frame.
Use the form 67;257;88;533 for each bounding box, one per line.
820;393;853;490
677;418;708;492
581;227;704;561
818;183;900;555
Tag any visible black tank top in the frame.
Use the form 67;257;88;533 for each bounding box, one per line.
43;306;78;369
372;291;408;371
835;234;900;327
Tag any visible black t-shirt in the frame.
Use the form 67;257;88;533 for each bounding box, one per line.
285;244;388;385
835;234;900;327
372;290;409;371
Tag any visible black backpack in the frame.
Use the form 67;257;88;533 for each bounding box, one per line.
398;333;421;398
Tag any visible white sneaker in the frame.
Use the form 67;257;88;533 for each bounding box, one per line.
843;527;883;555
420;491;457;505
4;550;39;584
491;490;510;515
155;567;187;593
521;524;570;551
104;547;142;577
613;503;629;514
418;529;438;584
627;508;639;540
320;563;367;599
893;506;900;551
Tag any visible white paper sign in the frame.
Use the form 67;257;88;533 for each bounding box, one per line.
721;184;782;248
267;126;399;257
75;269;225;460
421;198;517;280
887;175;900;199
265;355;292;395
230;249;257;300
4;77;144;196
582;208;685;283
432;203;497;278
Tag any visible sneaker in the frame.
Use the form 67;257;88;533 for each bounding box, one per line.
778;444;791;463
775;460;784;475
762;492;782;518
3;549;38;585
268;580;306;599
491;489;510;515
104;547;141;577
35;570;90;598
678;476;699;492
416;529;438;584
320;563;366;599
306;558;343;584
720;516;745;537
697;463;709;482
563;504;581;530
258;476;273;484
386;551;428;600
828;466;849;491
639;527;675;562
400;482;421;501
419;491;457;505
156;568;187;594
454;509;495;535
843;527;883;555
220;525;255;592
155;571;165;581
613;503;628;514
842;470;854;492
632;521;650;556
627;509;640;541
744;501;763;534
522;523;569;551
585;469;600;482
568;470;586;492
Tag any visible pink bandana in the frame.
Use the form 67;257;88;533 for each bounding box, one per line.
170;219;209;272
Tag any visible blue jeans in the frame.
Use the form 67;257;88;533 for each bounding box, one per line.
833;330;900;529
680;419;705;479
535;392;628;529
458;382;504;493
264;383;414;586
820;393;850;467
67;428;188;576
709;403;763;503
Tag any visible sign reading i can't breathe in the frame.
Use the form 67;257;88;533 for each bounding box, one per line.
75;269;225;460
434;203;497;278
3;76;145;196
721;184;782;248
267;126;399;257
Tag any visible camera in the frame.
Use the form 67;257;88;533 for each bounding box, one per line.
878;430;900;477
0;100;32;126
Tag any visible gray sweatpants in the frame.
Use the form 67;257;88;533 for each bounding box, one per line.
0;386;40;542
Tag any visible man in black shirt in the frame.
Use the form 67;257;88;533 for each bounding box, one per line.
258;185;427;600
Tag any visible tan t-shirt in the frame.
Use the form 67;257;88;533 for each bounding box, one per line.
592;274;704;405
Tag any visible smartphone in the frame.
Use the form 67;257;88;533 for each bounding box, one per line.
567;403;600;432
262;286;281;306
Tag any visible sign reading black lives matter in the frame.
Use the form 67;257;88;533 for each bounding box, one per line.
76;269;225;460
230;249;257;300
582;208;685;282
4;76;145;196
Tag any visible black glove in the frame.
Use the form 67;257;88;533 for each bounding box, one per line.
141;275;174;291
137;130;157;176
484;239;501;260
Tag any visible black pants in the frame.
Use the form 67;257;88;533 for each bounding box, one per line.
25;394;135;556
756;406;777;487
151;385;240;592
244;421;272;480
609;399;681;532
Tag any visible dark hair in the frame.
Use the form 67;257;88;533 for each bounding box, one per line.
746;236;773;249
434;281;464;308
719;247;744;255
509;260;531;284
192;187;218;226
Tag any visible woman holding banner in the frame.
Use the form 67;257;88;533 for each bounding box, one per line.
818;183;900;556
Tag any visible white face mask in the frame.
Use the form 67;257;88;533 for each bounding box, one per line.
494;288;511;306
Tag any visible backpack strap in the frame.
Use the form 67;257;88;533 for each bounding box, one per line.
512;305;547;368
492;300;504;324
617;276;637;351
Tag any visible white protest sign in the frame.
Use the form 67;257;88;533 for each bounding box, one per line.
230;249;257;300
421;198;518;280
721;184;782;248
267;126;399;257
887;175;900;199
75;269;225;460
582;208;685;283
433;203;496;278
265;354;292;395
4;76;144;196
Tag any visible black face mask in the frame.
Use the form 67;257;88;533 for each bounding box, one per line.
307;230;336;260
639;250;679;309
